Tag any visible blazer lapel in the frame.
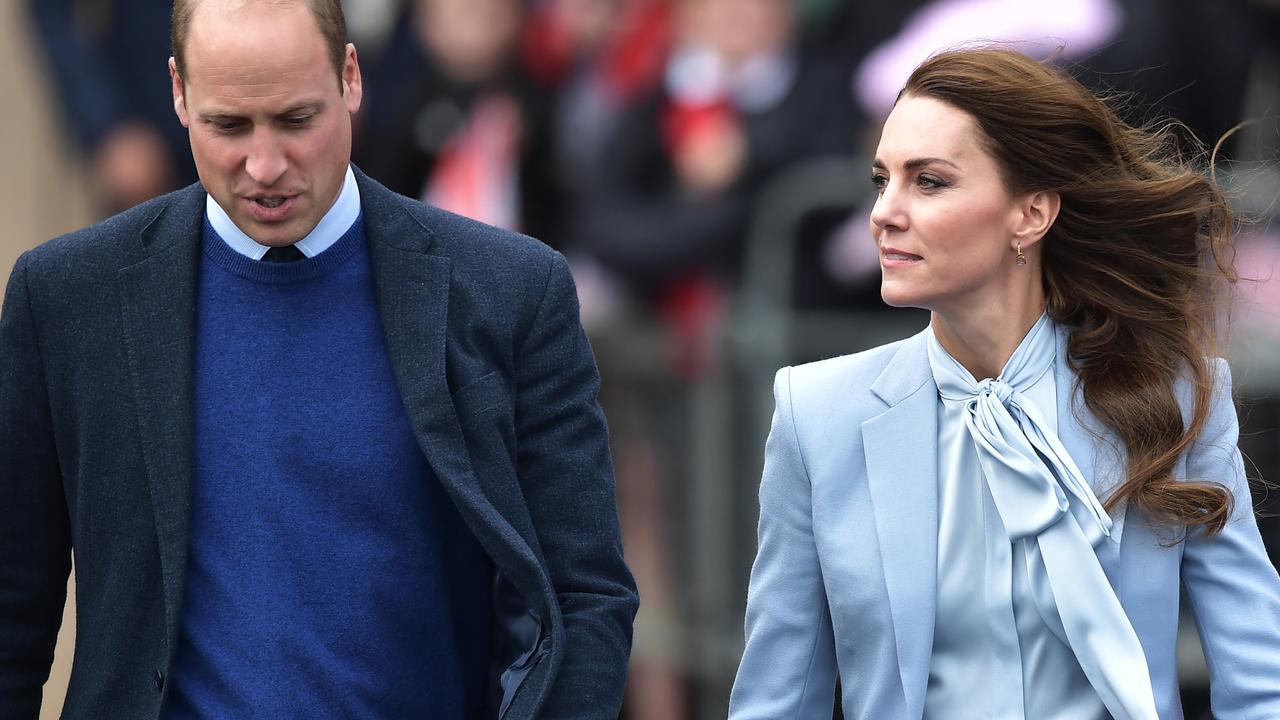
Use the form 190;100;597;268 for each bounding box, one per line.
358;173;547;608
117;185;205;646
862;329;938;719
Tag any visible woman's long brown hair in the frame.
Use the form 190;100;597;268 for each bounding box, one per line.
903;48;1238;535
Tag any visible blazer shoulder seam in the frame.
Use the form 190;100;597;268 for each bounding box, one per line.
7;255;55;421
779;366;815;488
513;250;559;355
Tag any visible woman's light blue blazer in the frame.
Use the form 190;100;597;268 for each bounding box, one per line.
729;326;1280;720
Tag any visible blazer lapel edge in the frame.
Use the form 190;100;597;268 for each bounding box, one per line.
117;190;204;647
367;223;549;615
862;332;939;718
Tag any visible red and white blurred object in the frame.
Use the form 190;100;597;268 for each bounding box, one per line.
423;94;522;230
522;0;672;103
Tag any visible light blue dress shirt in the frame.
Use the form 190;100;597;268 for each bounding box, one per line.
206;165;360;259
926;319;1106;719
923;315;1156;719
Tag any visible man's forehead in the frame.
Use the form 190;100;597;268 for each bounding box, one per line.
182;62;332;107
185;0;323;64
181;11;337;102
191;0;307;16
186;0;313;36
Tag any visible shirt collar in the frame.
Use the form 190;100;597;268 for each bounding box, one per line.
205;165;361;260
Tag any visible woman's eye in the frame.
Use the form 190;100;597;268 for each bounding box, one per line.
917;175;948;190
871;174;888;192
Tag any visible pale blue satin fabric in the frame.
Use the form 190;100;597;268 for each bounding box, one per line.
926;329;1104;719
928;390;1027;718
924;315;1159;720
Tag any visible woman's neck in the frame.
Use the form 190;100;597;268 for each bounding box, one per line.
931;299;1047;381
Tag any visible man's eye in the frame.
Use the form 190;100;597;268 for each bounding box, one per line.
283;116;313;128
211;120;243;133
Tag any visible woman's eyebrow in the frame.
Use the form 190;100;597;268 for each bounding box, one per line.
872;157;961;171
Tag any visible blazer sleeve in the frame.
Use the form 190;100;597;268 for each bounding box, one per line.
0;253;72;717
1181;358;1280;718
512;252;638;718
729;366;838;719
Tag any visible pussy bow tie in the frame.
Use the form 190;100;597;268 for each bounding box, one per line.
930;315;1159;720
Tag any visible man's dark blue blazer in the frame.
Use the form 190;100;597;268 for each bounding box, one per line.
0;169;638;719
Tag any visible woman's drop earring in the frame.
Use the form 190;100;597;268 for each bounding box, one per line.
1016;241;1027;266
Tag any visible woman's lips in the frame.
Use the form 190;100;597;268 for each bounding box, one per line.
880;247;923;266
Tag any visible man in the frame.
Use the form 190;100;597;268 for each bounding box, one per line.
0;0;637;716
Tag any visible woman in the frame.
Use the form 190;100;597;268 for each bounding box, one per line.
729;49;1280;719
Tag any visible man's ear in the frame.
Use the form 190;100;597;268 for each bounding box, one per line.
1012;190;1060;252
170;57;190;128
341;43;363;115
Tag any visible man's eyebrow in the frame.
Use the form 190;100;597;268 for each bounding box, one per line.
196;102;326;121
278;102;324;116
871;157;961;171
198;111;245;123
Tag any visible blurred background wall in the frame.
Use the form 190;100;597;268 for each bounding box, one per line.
0;1;94;285
4;1;1279;718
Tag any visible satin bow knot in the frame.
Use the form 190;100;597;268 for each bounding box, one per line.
974;377;1014;404
927;315;1159;720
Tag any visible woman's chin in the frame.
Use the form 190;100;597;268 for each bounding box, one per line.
880;285;924;309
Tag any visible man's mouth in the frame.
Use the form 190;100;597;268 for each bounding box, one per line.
243;194;299;223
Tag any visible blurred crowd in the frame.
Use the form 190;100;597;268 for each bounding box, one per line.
29;0;1280;316
26;0;1280;716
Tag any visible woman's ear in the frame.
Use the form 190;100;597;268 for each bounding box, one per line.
1012;190;1061;250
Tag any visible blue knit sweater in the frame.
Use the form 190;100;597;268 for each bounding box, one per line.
164;218;492;718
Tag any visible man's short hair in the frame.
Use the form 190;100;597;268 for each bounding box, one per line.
171;0;348;83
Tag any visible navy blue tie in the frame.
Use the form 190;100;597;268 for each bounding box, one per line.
263;244;305;262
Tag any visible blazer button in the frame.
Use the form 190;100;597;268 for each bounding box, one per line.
154;669;165;691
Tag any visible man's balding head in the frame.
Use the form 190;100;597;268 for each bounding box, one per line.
168;0;363;246
171;0;348;84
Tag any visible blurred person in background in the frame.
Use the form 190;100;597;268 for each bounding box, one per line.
519;0;672;322
0;0;636;716
523;2;694;717
544;3;857;716
28;0;192;213
355;0;562;237
731;48;1280;719
564;0;855;327
529;0;856;716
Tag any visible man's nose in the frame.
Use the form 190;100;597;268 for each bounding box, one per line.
245;129;287;186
